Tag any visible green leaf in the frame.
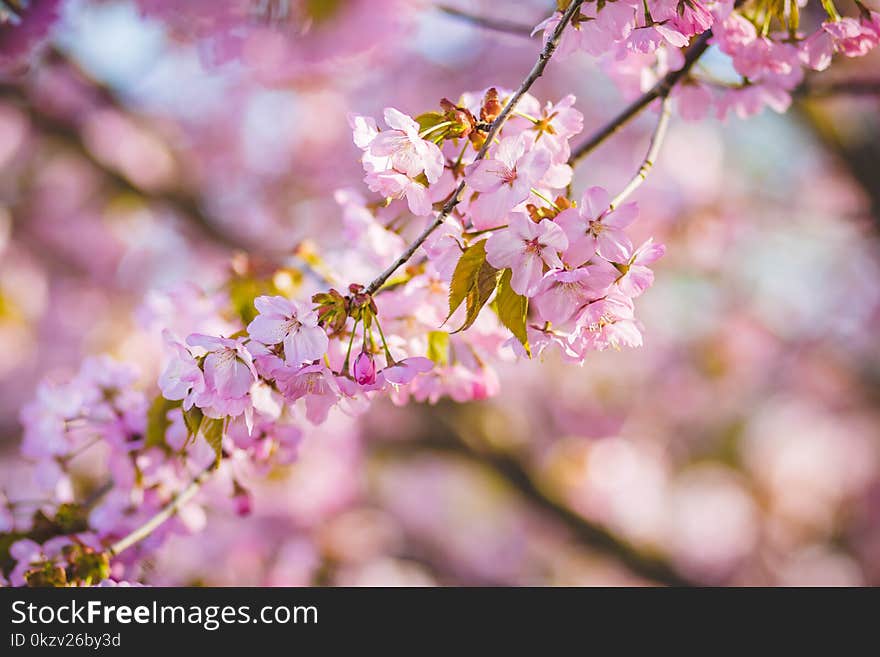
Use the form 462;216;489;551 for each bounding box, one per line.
447;240;500;332
415;111;450;142
426;330;450;367
495;269;531;357
415;111;445;134
183;406;204;438
459;258;500;333
200;418;225;466
448;241;486;317
145;396;182;449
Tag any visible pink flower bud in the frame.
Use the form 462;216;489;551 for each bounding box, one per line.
232;482;252;517
352;351;377;385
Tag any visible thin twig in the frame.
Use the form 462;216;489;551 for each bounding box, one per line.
608;96;672;210
797;78;880;98
435;4;536;37
365;0;586;295
568;29;712;167
106;463;214;558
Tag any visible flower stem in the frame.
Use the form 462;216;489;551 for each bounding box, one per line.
530;187;561;211
341;318;360;375
513;109;541;123
374;316;396;364
463;224;509;238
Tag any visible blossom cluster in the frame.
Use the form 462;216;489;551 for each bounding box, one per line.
4;78;665;584
151;85;663;447
539;0;880;119
348;87;662;364
3;0;877;588
11;356;220;583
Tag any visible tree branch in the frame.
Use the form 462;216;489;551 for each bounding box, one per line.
798;78;880;98
373;434;694;586
568;29;712;167
365;0;587;295
608;95;672;209
435;4;536;38
106;463;214;558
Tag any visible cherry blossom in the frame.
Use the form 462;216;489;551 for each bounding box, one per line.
247;295;329;367
466;136;551;230
186;334;258;419
4;0;879;589
555;187;639;266
484;213;568;295
158;332;205;410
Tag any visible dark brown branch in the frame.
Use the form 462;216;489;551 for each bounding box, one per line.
373;434;694;587
0;88;247;255
435;4;536;38
568;30;712;167
798;78;880;98
796;100;880;229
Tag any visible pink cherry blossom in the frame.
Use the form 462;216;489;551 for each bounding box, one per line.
336;188;406;266
8;0;880;589
533;3;635;58
615;238;666;298
555;187;638;266
671;0;714;36
466;136;551;230
712;11;757;53
628;22;689;54
511;94;584;162
275;364;340;425
381;357;434;385
247;295;329;367
348;113;379;149
800;30;835;71
158;331;205;410
823;18;878;58
364;169;434;216
484;213;568;295
351;107;445;216
716;83;791;120
574;293;644;351
186;334;258;418
533;268;606;325
368;108;445;183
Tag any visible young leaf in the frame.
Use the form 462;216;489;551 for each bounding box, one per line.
426;330;450;367
182;406;204;438
495;269;531;357
447;240;500;333
414;111;449;144
456;258;499;333
415;111;445;134
145;396;182;449
448;240;487;318
200;418;225;466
